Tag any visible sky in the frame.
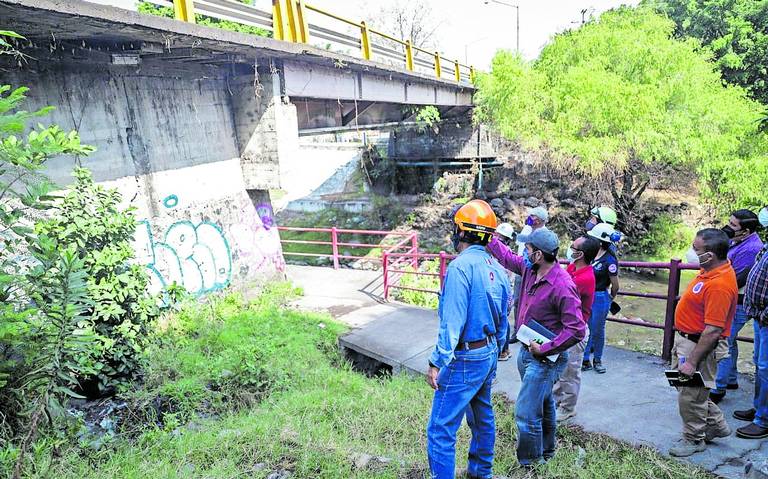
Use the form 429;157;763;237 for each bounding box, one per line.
255;0;641;69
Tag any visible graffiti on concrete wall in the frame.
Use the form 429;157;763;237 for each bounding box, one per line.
134;219;233;296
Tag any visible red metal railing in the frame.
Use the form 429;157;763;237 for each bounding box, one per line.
383;250;754;362
277;226;418;269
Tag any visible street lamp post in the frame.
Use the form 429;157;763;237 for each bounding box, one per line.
484;0;520;54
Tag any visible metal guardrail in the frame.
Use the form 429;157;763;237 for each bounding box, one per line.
277;226;418;270
149;0;475;83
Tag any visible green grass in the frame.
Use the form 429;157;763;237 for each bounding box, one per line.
5;284;714;478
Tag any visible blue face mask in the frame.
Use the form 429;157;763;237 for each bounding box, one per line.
525;216;535;227
585;219;597;231
760;207;768;228
523;248;537;270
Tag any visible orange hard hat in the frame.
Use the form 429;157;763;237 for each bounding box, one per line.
454;199;498;236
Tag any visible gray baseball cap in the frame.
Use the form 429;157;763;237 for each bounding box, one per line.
527;228;559;254
528;206;549;223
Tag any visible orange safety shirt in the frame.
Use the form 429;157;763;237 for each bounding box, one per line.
675;262;738;337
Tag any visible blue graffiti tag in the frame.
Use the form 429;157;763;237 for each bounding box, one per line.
162;194;179;209
135;219;232;296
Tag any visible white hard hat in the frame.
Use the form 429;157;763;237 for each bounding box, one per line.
496;222;516;240
587;222;621;243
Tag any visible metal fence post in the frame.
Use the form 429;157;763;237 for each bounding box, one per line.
331;227;340;270
411;233;419;269
434;52;441;78
360;21;372;60
272;0;285;40
470;66;476;83
382;251;390;300
173;0;196;23
405;40;415;71
294;0;310;43
662;258;682;362
438;251;447;292
454;60;461;82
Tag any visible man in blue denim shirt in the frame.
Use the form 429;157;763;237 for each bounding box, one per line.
426;200;510;479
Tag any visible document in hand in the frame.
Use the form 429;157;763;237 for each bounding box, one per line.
664;370;706;388
516;319;560;362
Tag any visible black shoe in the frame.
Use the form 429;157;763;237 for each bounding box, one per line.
734;408;756;422
726;383;739;390
593;361;606;374
581;360;592;371
709;390;725;404
736;423;768;439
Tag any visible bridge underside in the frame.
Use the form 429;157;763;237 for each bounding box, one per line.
1;0;474;118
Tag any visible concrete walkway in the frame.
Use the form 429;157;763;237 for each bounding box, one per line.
337;303;767;478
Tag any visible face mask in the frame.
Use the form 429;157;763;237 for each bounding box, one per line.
451;228;461;252
525;216;535;227
585;219;597;231
685;247;711;266
522;248;534;269
721;225;736;239
566;247;582;264
760;207;768;228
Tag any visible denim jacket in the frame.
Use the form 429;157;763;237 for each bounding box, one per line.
429;245;511;369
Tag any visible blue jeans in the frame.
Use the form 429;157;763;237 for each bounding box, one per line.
515;347;569;466
427;342;498;479
584;291;611;362
754;320;768;428
714;305;749;392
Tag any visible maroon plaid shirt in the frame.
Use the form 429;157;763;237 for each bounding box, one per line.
745;244;768;324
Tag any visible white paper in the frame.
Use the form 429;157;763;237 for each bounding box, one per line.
516;324;560;362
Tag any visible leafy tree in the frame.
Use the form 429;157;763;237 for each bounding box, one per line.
645;0;768;104
475;7;768;225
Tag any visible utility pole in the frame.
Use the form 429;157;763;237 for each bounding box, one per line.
484;0;520;54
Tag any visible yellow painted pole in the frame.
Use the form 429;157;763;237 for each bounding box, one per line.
405;40;414;71
454;60;461;82
173;0;196;23
284;0;298;42
360;21;372;60
470;66;476;83
272;0;285;40
434;52;441;78
295;0;310;43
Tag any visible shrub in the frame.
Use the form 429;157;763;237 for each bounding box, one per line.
391;259;441;309
35;168;160;397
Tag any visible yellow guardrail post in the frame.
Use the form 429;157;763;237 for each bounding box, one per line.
272;0;286;40
295;0;310;43
470;66;476;83
405;40;415;71
360;21;372;60
173;0;196;23
434;52;441;78
454;60;461;82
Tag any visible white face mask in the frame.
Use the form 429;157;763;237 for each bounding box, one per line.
685;247;711;266
760;207;768;228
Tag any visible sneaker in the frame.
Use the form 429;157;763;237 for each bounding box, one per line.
726;383;739;390
593;361;606;374
669;438;706;457
709;390;726;404
704;423;732;443
581;360;592;371
736;423;768;439
498;350;511;362
734;408;757;422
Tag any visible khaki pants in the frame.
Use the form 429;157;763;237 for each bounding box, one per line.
553;331;588;414
672;334;729;442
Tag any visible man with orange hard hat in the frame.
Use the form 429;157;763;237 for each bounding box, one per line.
426;199;511;479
